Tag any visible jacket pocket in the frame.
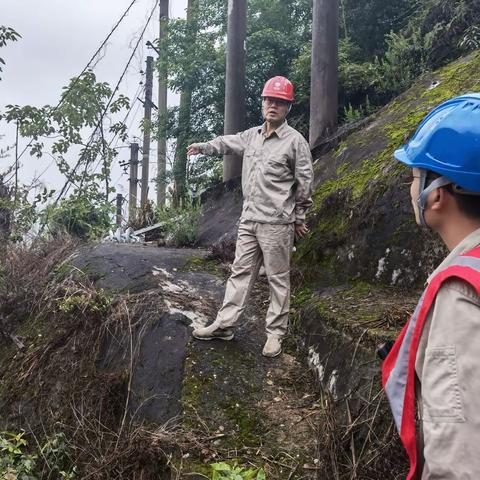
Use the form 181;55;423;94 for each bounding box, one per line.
266;154;292;179
422;346;465;423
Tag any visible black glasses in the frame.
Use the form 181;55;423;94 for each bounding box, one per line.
262;97;289;107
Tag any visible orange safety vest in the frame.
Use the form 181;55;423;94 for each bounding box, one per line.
382;246;480;479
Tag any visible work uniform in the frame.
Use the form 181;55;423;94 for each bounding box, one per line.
197;121;313;337
415;227;480;478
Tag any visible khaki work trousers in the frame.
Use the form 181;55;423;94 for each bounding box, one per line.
214;220;295;337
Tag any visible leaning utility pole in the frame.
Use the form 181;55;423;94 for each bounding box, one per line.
141;56;154;208
223;0;247;182
309;0;339;149
157;0;169;207
128;142;140;221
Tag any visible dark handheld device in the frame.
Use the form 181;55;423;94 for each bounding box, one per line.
377;340;395;361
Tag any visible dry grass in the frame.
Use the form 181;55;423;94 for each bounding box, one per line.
0;237;79;327
314;381;408;480
0;238;175;478
207;231;237;263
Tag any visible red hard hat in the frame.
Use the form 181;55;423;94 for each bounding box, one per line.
261;76;294;102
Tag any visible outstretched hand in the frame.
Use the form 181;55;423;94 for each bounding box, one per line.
187;143;201;156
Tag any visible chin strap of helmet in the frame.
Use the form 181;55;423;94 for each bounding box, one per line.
417;169;452;228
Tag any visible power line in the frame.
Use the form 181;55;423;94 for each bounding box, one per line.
53;1;159;206
15;0;140;164
111;83;145;149
58;0;139;110
82;4;158;181
89;82;144;176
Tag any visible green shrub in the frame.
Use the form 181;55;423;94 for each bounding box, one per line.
0;431;37;479
43;195;113;240
155;204;201;247
0;431;77;480
210;461;266;480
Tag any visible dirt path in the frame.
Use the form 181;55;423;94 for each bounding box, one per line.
183;277;321;479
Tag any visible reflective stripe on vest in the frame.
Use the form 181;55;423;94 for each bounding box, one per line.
382;246;480;480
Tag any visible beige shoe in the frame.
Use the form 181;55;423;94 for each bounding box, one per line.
262;335;282;357
192;323;235;341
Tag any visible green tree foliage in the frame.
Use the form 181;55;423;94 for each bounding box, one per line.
373;0;480;102
0;26;21;81
4;71;129;162
160;0;451;174
43;194;113;240
341;0;419;58
2;71;129;239
155;0;227;204
414;0;480;67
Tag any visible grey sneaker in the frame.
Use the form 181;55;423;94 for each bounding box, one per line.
262;335;282;357
192;323;235;341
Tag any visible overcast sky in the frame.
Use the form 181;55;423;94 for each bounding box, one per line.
1;0;187;203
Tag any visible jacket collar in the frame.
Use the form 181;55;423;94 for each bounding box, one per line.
428;226;480;283
259;120;289;139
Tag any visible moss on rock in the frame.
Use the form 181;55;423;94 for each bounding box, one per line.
296;50;480;290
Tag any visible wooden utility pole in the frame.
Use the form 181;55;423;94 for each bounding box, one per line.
141;56;154;208
116;194;123;226
223;0;247;182
128;142;140;221
309;0;339;149
157;0;169;207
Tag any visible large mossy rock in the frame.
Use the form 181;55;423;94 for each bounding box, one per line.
296;50;480;289
288;51;480;477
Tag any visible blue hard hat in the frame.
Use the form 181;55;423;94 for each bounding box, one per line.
394;93;480;192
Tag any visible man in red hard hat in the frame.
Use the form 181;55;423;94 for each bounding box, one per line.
187;76;313;357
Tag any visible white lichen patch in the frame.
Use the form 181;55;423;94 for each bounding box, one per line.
159;278;187;294
328;369;339;399
391;269;402;285
375;257;386;279
307;346;325;382
152;266;172;278
375;248;391;279
164;299;209;330
308;347;339;399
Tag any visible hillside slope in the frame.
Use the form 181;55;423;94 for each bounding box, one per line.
291;49;480;479
297;50;480;288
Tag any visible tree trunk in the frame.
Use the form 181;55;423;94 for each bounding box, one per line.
223;0;247;182
157;0;169;207
172;0;196;206
309;0;339;149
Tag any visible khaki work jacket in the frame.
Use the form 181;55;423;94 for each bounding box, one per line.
415;227;480;479
199;121;313;225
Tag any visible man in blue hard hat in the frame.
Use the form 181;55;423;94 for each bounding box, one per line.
382;94;480;479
